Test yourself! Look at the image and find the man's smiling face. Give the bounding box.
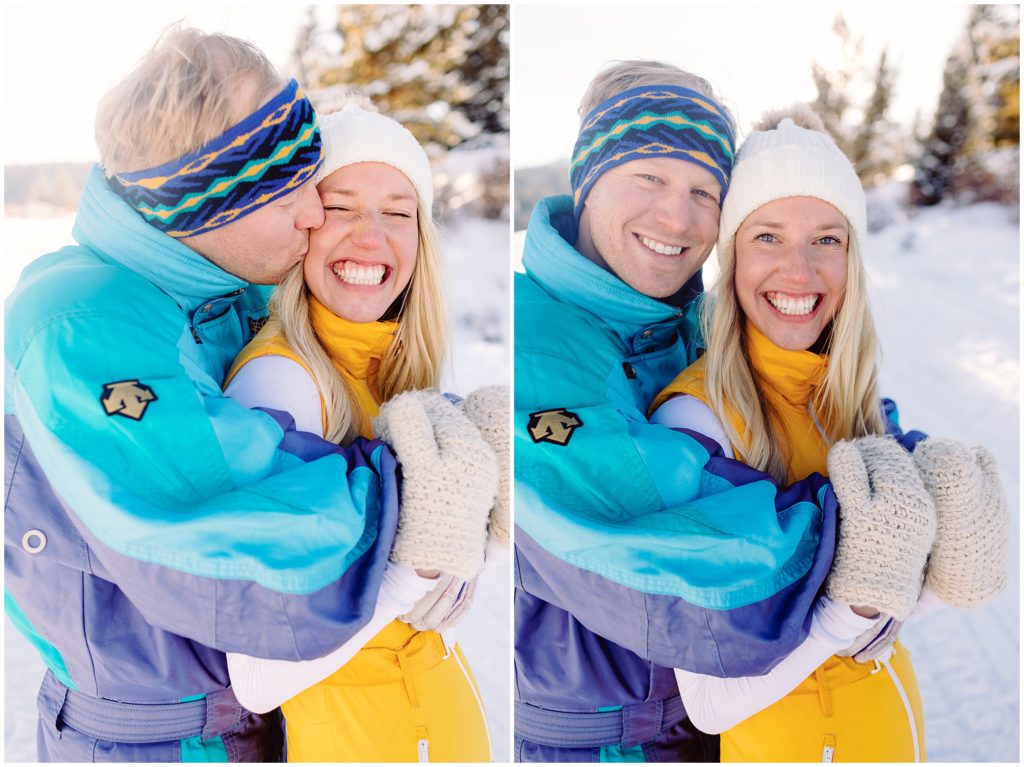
[575,156,722,303]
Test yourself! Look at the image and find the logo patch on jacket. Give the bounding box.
[528,409,583,446]
[248,315,269,338]
[100,380,158,421]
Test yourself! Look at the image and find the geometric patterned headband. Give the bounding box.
[108,79,323,238]
[570,85,736,220]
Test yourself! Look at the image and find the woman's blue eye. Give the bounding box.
[818,235,842,245]
[756,232,776,243]
[693,188,713,200]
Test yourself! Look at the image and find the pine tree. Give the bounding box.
[849,48,903,187]
[910,51,971,205]
[810,13,862,156]
[302,5,509,150]
[963,5,1019,152]
[912,5,1019,205]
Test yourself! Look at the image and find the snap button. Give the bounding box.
[22,529,47,554]
[642,329,653,338]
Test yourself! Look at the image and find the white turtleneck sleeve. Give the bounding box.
[225,354,322,434]
[650,394,733,457]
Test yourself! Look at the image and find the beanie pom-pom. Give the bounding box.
[752,104,828,135]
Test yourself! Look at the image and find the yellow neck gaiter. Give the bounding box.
[307,296,399,436]
[744,321,830,483]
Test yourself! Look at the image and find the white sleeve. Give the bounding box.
[911,581,947,617]
[224,354,323,435]
[650,394,734,458]
[674,597,878,734]
[227,563,436,713]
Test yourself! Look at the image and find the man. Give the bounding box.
[5,27,494,762]
[513,60,929,761]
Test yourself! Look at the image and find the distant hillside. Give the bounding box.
[514,160,569,231]
[5,163,92,215]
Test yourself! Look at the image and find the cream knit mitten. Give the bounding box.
[460,385,510,547]
[914,438,1009,608]
[374,390,497,580]
[825,436,937,620]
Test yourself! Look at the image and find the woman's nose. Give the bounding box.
[779,243,813,282]
[352,213,386,248]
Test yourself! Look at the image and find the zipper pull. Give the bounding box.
[822,734,836,762]
[417,725,429,762]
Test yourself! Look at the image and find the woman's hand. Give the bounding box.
[824,435,937,620]
[374,389,497,580]
[400,574,479,633]
[914,438,1009,607]
[460,385,510,547]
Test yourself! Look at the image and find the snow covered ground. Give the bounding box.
[3,210,511,762]
[513,187,1020,763]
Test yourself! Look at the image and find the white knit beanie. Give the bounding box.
[312,104,434,211]
[718,113,866,265]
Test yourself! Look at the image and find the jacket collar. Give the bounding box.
[521,195,701,352]
[72,165,248,314]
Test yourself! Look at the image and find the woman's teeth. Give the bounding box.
[332,262,386,286]
[639,235,683,255]
[766,293,819,316]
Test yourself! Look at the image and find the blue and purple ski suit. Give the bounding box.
[5,166,401,761]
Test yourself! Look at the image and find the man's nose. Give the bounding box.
[295,182,325,230]
[653,190,695,235]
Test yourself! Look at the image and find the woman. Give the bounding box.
[222,104,504,762]
[650,108,1007,762]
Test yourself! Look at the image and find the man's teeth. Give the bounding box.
[767,293,819,316]
[332,263,386,286]
[640,236,683,255]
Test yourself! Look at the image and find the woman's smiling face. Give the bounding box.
[734,196,849,351]
[304,162,419,323]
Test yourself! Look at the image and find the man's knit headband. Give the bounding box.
[108,79,323,239]
[570,85,736,220]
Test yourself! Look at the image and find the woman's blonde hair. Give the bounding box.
[266,196,448,444]
[701,216,885,484]
[96,24,283,176]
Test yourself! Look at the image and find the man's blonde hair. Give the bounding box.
[96,24,284,176]
[578,59,736,133]
[267,196,449,444]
